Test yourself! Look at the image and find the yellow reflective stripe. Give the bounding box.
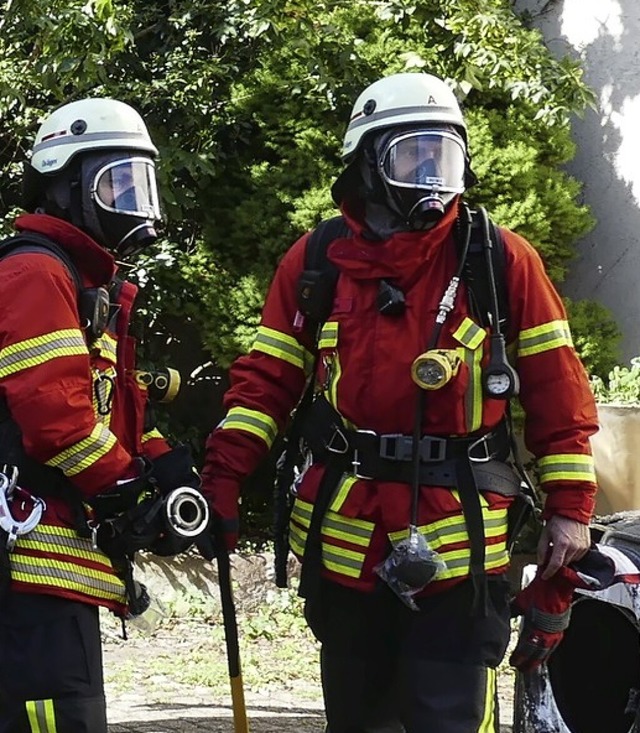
[26,699,57,733]
[324,353,343,412]
[456,344,483,433]
[389,507,506,544]
[93,333,117,364]
[222,406,278,447]
[318,321,338,349]
[538,453,596,483]
[322,543,366,578]
[11,555,126,601]
[453,317,486,350]
[0,329,87,378]
[322,510,374,548]
[289,522,306,556]
[252,326,312,370]
[329,474,358,513]
[45,423,116,476]
[479,667,496,732]
[16,525,114,564]
[141,428,164,443]
[290,497,313,528]
[517,319,573,358]
[436,541,509,580]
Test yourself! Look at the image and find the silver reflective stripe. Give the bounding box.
[33,130,149,155]
[348,105,455,131]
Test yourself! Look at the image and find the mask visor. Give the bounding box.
[92,157,161,220]
[380,131,466,194]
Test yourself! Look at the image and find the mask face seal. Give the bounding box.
[377,129,466,229]
[80,153,161,256]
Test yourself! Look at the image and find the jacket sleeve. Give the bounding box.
[504,229,599,524]
[202,234,314,492]
[0,253,135,498]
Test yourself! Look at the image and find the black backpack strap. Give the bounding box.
[462,209,508,334]
[296,216,351,330]
[0,233,82,293]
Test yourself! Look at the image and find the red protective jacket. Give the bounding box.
[203,200,599,593]
[0,213,171,613]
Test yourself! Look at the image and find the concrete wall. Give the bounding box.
[514,0,640,361]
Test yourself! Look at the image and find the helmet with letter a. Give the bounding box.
[23,97,161,257]
[339,72,475,230]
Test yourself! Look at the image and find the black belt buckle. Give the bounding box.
[419,436,447,462]
[379,433,413,462]
[353,430,376,480]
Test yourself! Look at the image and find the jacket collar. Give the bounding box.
[14,213,117,286]
[328,198,461,283]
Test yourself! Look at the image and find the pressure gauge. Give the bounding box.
[484,371,514,397]
[482,335,520,400]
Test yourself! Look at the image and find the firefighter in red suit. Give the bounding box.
[0,98,206,732]
[202,72,599,732]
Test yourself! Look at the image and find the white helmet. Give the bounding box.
[24,98,161,256]
[341,73,466,162]
[29,98,158,174]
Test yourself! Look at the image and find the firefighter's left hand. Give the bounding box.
[537,514,591,580]
[510,547,615,673]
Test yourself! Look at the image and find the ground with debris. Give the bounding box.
[103,552,518,732]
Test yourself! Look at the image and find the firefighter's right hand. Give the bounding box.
[198,472,240,558]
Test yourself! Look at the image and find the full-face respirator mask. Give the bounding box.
[374,127,467,230]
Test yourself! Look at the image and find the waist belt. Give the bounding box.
[303,396,515,491]
[347,427,509,482]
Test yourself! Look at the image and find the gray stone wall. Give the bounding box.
[515,0,640,361]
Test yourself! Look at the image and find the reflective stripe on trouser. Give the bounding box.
[315,576,511,733]
[0,593,107,733]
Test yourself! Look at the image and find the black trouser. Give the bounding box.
[0,592,107,733]
[309,576,512,733]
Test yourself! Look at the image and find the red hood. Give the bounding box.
[14,213,117,286]
[328,198,460,286]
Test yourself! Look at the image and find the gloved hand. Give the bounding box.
[509,546,616,673]
[197,473,240,559]
[90,457,155,523]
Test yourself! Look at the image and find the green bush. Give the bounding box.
[591,357,640,405]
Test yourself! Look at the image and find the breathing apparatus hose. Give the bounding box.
[216,535,250,733]
[409,206,472,526]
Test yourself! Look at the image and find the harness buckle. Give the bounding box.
[379,434,413,461]
[353,430,376,480]
[467,433,495,463]
[419,436,447,462]
[325,426,349,455]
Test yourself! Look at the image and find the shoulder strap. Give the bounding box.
[296,216,351,330]
[462,209,508,333]
[0,233,82,293]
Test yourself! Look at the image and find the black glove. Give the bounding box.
[90,457,154,523]
[195,518,218,561]
[89,466,165,559]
